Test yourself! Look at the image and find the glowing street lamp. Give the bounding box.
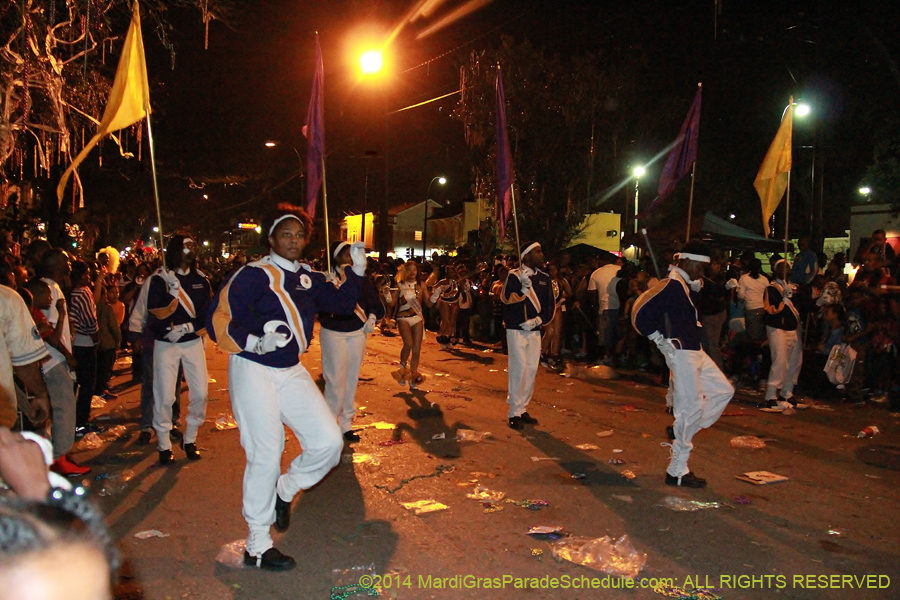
[423,176,447,259]
[632,166,646,234]
[360,50,383,75]
[859,187,871,196]
[794,103,811,117]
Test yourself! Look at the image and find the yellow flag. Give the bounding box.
[754,99,793,236]
[57,0,150,205]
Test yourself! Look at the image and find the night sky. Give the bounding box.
[84,0,900,249]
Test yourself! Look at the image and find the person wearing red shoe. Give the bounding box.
[208,204,366,571]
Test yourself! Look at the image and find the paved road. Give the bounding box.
[83,329,899,600]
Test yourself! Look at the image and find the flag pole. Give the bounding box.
[145,115,165,252]
[685,162,696,243]
[783,170,790,280]
[321,156,331,273]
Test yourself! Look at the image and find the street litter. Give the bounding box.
[736,471,789,485]
[91,396,107,408]
[527,526,565,540]
[531,456,561,462]
[352,454,379,465]
[74,432,103,451]
[400,500,449,515]
[431,433,446,440]
[551,535,646,578]
[331,564,379,600]
[531,548,544,557]
[466,485,505,502]
[730,435,767,449]
[733,495,752,505]
[378,439,404,446]
[470,471,496,479]
[827,529,843,536]
[208,378,217,383]
[101,424,129,441]
[621,470,636,480]
[215,539,247,568]
[375,464,453,494]
[575,443,600,450]
[505,498,550,511]
[857,425,880,438]
[572,473,587,479]
[611,494,633,503]
[654,585,723,600]
[484,504,504,513]
[97,469,135,496]
[367,422,397,430]
[134,529,169,539]
[608,458,625,465]
[215,414,238,430]
[596,430,614,438]
[612,448,623,453]
[657,496,722,512]
[456,429,492,442]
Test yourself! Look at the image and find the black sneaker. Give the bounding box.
[665,471,707,488]
[182,442,201,460]
[666,425,675,441]
[137,430,152,445]
[766,399,780,409]
[274,495,292,533]
[520,412,538,425]
[343,431,361,443]
[169,427,183,443]
[243,547,296,571]
[158,449,174,466]
[508,416,524,430]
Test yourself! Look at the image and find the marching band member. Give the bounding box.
[146,234,211,465]
[429,263,460,349]
[763,260,804,410]
[502,242,554,430]
[391,261,428,389]
[632,241,733,488]
[208,204,366,571]
[319,241,385,442]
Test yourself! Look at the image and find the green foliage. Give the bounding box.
[453,37,625,255]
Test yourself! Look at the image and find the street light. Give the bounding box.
[423,176,447,259]
[795,103,811,117]
[632,166,645,235]
[859,187,871,196]
[360,50,383,75]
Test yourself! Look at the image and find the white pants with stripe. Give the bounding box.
[152,338,208,451]
[765,326,803,400]
[506,328,542,418]
[320,327,367,433]
[229,355,343,557]
[666,349,734,477]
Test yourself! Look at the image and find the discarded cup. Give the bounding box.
[857,425,880,438]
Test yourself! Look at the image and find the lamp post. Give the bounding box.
[632,166,645,235]
[358,48,392,258]
[423,176,446,259]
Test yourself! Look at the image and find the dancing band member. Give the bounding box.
[319,241,385,442]
[502,242,554,430]
[208,205,366,571]
[146,234,211,465]
[632,241,733,488]
[430,263,460,349]
[764,260,803,410]
[391,261,428,389]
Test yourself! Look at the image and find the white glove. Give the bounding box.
[649,331,677,361]
[350,242,367,276]
[324,271,338,285]
[519,273,532,289]
[254,331,288,354]
[521,316,542,331]
[363,314,377,334]
[164,322,194,342]
[725,278,738,290]
[429,285,445,304]
[162,270,180,296]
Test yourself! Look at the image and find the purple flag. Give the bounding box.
[494,67,514,242]
[302,34,325,219]
[639,86,702,218]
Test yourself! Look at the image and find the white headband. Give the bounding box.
[676,252,710,263]
[333,241,350,259]
[268,214,303,237]
[774,259,790,269]
[520,242,541,260]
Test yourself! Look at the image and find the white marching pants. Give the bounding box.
[229,355,342,557]
[666,349,734,477]
[765,326,802,401]
[152,338,208,451]
[506,328,542,418]
[320,327,367,433]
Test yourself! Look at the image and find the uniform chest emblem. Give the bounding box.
[299,274,312,289]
